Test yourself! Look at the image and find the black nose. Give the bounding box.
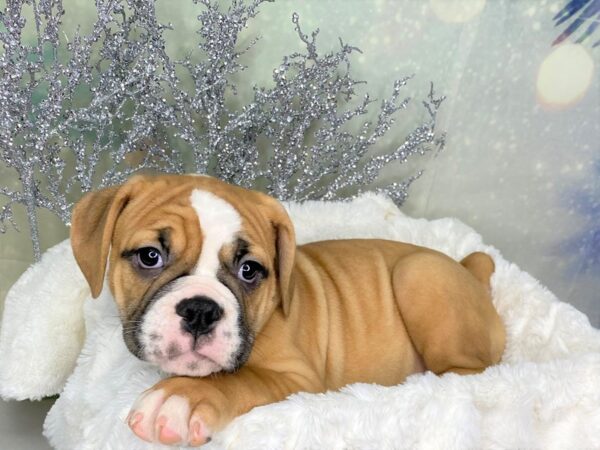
[175,296,223,337]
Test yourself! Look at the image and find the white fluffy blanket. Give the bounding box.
[1,194,600,449]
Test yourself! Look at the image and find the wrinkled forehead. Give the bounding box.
[188,187,276,271]
[112,178,274,267]
[189,189,241,276]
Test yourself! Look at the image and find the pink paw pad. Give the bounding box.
[128,412,152,442]
[189,420,210,446]
[156,415,183,444]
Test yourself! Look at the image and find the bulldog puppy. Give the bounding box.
[70,174,505,446]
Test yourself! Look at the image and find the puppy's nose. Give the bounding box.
[175,296,223,337]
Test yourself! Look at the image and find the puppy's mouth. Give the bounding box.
[145,334,226,376]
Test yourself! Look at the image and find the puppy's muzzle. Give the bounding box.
[176,296,224,338]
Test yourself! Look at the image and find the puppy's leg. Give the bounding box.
[392,251,505,375]
[127,367,322,446]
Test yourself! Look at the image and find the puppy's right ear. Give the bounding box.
[70,184,132,298]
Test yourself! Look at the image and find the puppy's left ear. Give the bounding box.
[274,213,296,316]
[259,195,296,316]
[70,183,134,298]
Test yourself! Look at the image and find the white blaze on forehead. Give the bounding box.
[190,189,241,277]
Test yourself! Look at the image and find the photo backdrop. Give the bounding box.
[0,0,598,325]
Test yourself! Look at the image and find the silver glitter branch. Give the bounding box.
[0,0,445,260]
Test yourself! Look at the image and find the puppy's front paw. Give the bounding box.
[126,380,222,446]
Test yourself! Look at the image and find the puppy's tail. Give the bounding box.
[460,252,495,289]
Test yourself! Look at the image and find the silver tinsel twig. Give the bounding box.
[0,0,445,260]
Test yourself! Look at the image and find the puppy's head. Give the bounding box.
[70,174,295,376]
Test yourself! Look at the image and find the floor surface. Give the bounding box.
[0,398,54,449]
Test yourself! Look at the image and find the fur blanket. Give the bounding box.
[1,194,599,449]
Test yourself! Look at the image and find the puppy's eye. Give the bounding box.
[237,261,263,283]
[136,247,164,269]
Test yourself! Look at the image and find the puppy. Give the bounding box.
[70,174,505,446]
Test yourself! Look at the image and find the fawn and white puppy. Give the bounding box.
[70,174,505,446]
